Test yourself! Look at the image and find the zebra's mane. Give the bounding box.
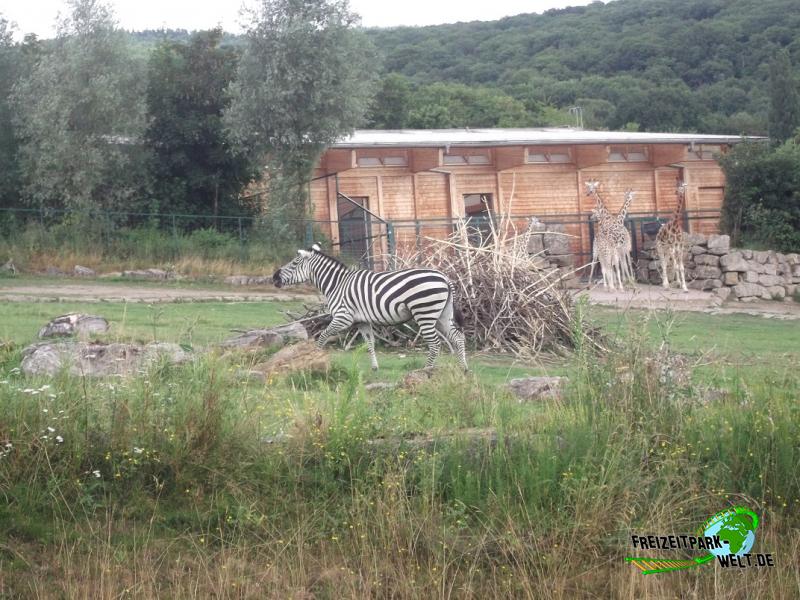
[311,248,352,272]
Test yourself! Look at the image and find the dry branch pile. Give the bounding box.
[392,215,594,357]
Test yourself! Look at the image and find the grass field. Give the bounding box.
[0,292,798,598]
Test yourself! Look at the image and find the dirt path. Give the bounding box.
[575,284,800,320]
[0,281,319,304]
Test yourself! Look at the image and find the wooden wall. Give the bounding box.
[306,143,728,260]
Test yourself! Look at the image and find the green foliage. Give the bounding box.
[768,49,800,143]
[224,0,379,217]
[718,140,800,251]
[144,29,260,218]
[11,0,149,213]
[365,0,800,133]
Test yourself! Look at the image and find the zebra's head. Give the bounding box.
[272,243,322,288]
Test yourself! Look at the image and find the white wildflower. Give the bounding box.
[47,426,55,433]
[133,447,143,455]
[55,436,64,443]
[92,470,101,478]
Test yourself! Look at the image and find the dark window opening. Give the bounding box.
[463,193,493,246]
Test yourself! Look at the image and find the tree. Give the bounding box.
[12,0,148,214]
[0,15,22,208]
[224,0,378,224]
[767,49,800,143]
[145,29,261,220]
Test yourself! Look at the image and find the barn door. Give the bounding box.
[337,195,371,265]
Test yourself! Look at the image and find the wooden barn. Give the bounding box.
[307,128,747,266]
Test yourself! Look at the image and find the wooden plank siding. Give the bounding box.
[303,143,729,261]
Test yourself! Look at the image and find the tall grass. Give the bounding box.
[0,318,798,598]
[0,219,299,277]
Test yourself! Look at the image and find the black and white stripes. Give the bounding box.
[273,244,468,372]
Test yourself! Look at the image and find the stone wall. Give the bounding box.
[637,233,800,302]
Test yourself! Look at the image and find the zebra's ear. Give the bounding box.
[311,243,322,252]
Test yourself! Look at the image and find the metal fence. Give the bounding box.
[0,205,722,274]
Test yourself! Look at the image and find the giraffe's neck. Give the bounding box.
[670,185,686,227]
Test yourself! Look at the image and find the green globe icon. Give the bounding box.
[703,508,758,558]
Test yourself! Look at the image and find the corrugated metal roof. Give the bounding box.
[330,128,758,148]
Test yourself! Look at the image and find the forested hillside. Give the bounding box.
[364,0,800,133]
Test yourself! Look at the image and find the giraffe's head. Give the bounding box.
[585,180,600,196]
[677,181,687,196]
[272,243,322,288]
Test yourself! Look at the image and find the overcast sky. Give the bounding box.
[2,0,602,39]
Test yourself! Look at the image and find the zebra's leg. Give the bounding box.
[356,323,379,370]
[436,312,468,373]
[316,312,354,349]
[416,319,442,369]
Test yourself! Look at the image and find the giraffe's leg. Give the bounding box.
[657,246,670,289]
[356,323,379,370]
[675,247,688,292]
[317,312,354,349]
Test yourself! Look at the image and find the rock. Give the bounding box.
[787,253,800,265]
[747,261,765,274]
[224,275,251,286]
[741,249,753,259]
[763,263,777,276]
[733,283,765,298]
[693,265,722,279]
[767,286,786,300]
[690,245,707,255]
[364,382,397,392]
[688,279,713,291]
[45,266,67,276]
[38,313,109,339]
[400,368,435,391]
[753,251,770,264]
[685,233,707,246]
[713,287,732,302]
[792,265,800,277]
[694,254,720,267]
[743,271,760,283]
[74,265,96,277]
[21,341,190,377]
[249,341,329,379]
[642,240,657,251]
[122,268,170,280]
[785,284,797,298]
[740,296,759,303]
[777,253,787,264]
[219,322,309,349]
[719,252,748,272]
[542,224,571,255]
[506,376,567,402]
[548,254,574,268]
[723,271,739,286]
[707,279,723,289]
[706,234,730,255]
[758,274,783,287]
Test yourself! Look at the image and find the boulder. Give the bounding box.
[45,266,67,276]
[685,233,707,246]
[21,341,190,377]
[690,245,707,255]
[688,279,714,291]
[706,234,730,255]
[38,313,109,339]
[741,249,753,260]
[753,251,770,264]
[542,224,571,255]
[694,254,720,267]
[758,274,783,287]
[693,265,722,279]
[767,286,786,300]
[713,287,732,302]
[506,376,567,402]
[219,322,309,349]
[787,254,800,266]
[743,271,760,283]
[401,368,435,391]
[792,265,800,277]
[747,261,765,274]
[548,254,575,268]
[733,283,765,298]
[763,263,777,276]
[247,341,330,380]
[719,252,748,272]
[74,265,96,277]
[723,271,739,286]
[122,268,170,280]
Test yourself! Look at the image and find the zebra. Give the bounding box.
[272,244,468,372]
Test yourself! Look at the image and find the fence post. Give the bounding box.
[415,220,421,252]
[387,222,396,270]
[171,215,177,239]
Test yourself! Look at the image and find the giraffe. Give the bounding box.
[655,181,689,292]
[586,181,634,290]
[586,181,625,290]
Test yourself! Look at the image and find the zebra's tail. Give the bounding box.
[449,281,465,329]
